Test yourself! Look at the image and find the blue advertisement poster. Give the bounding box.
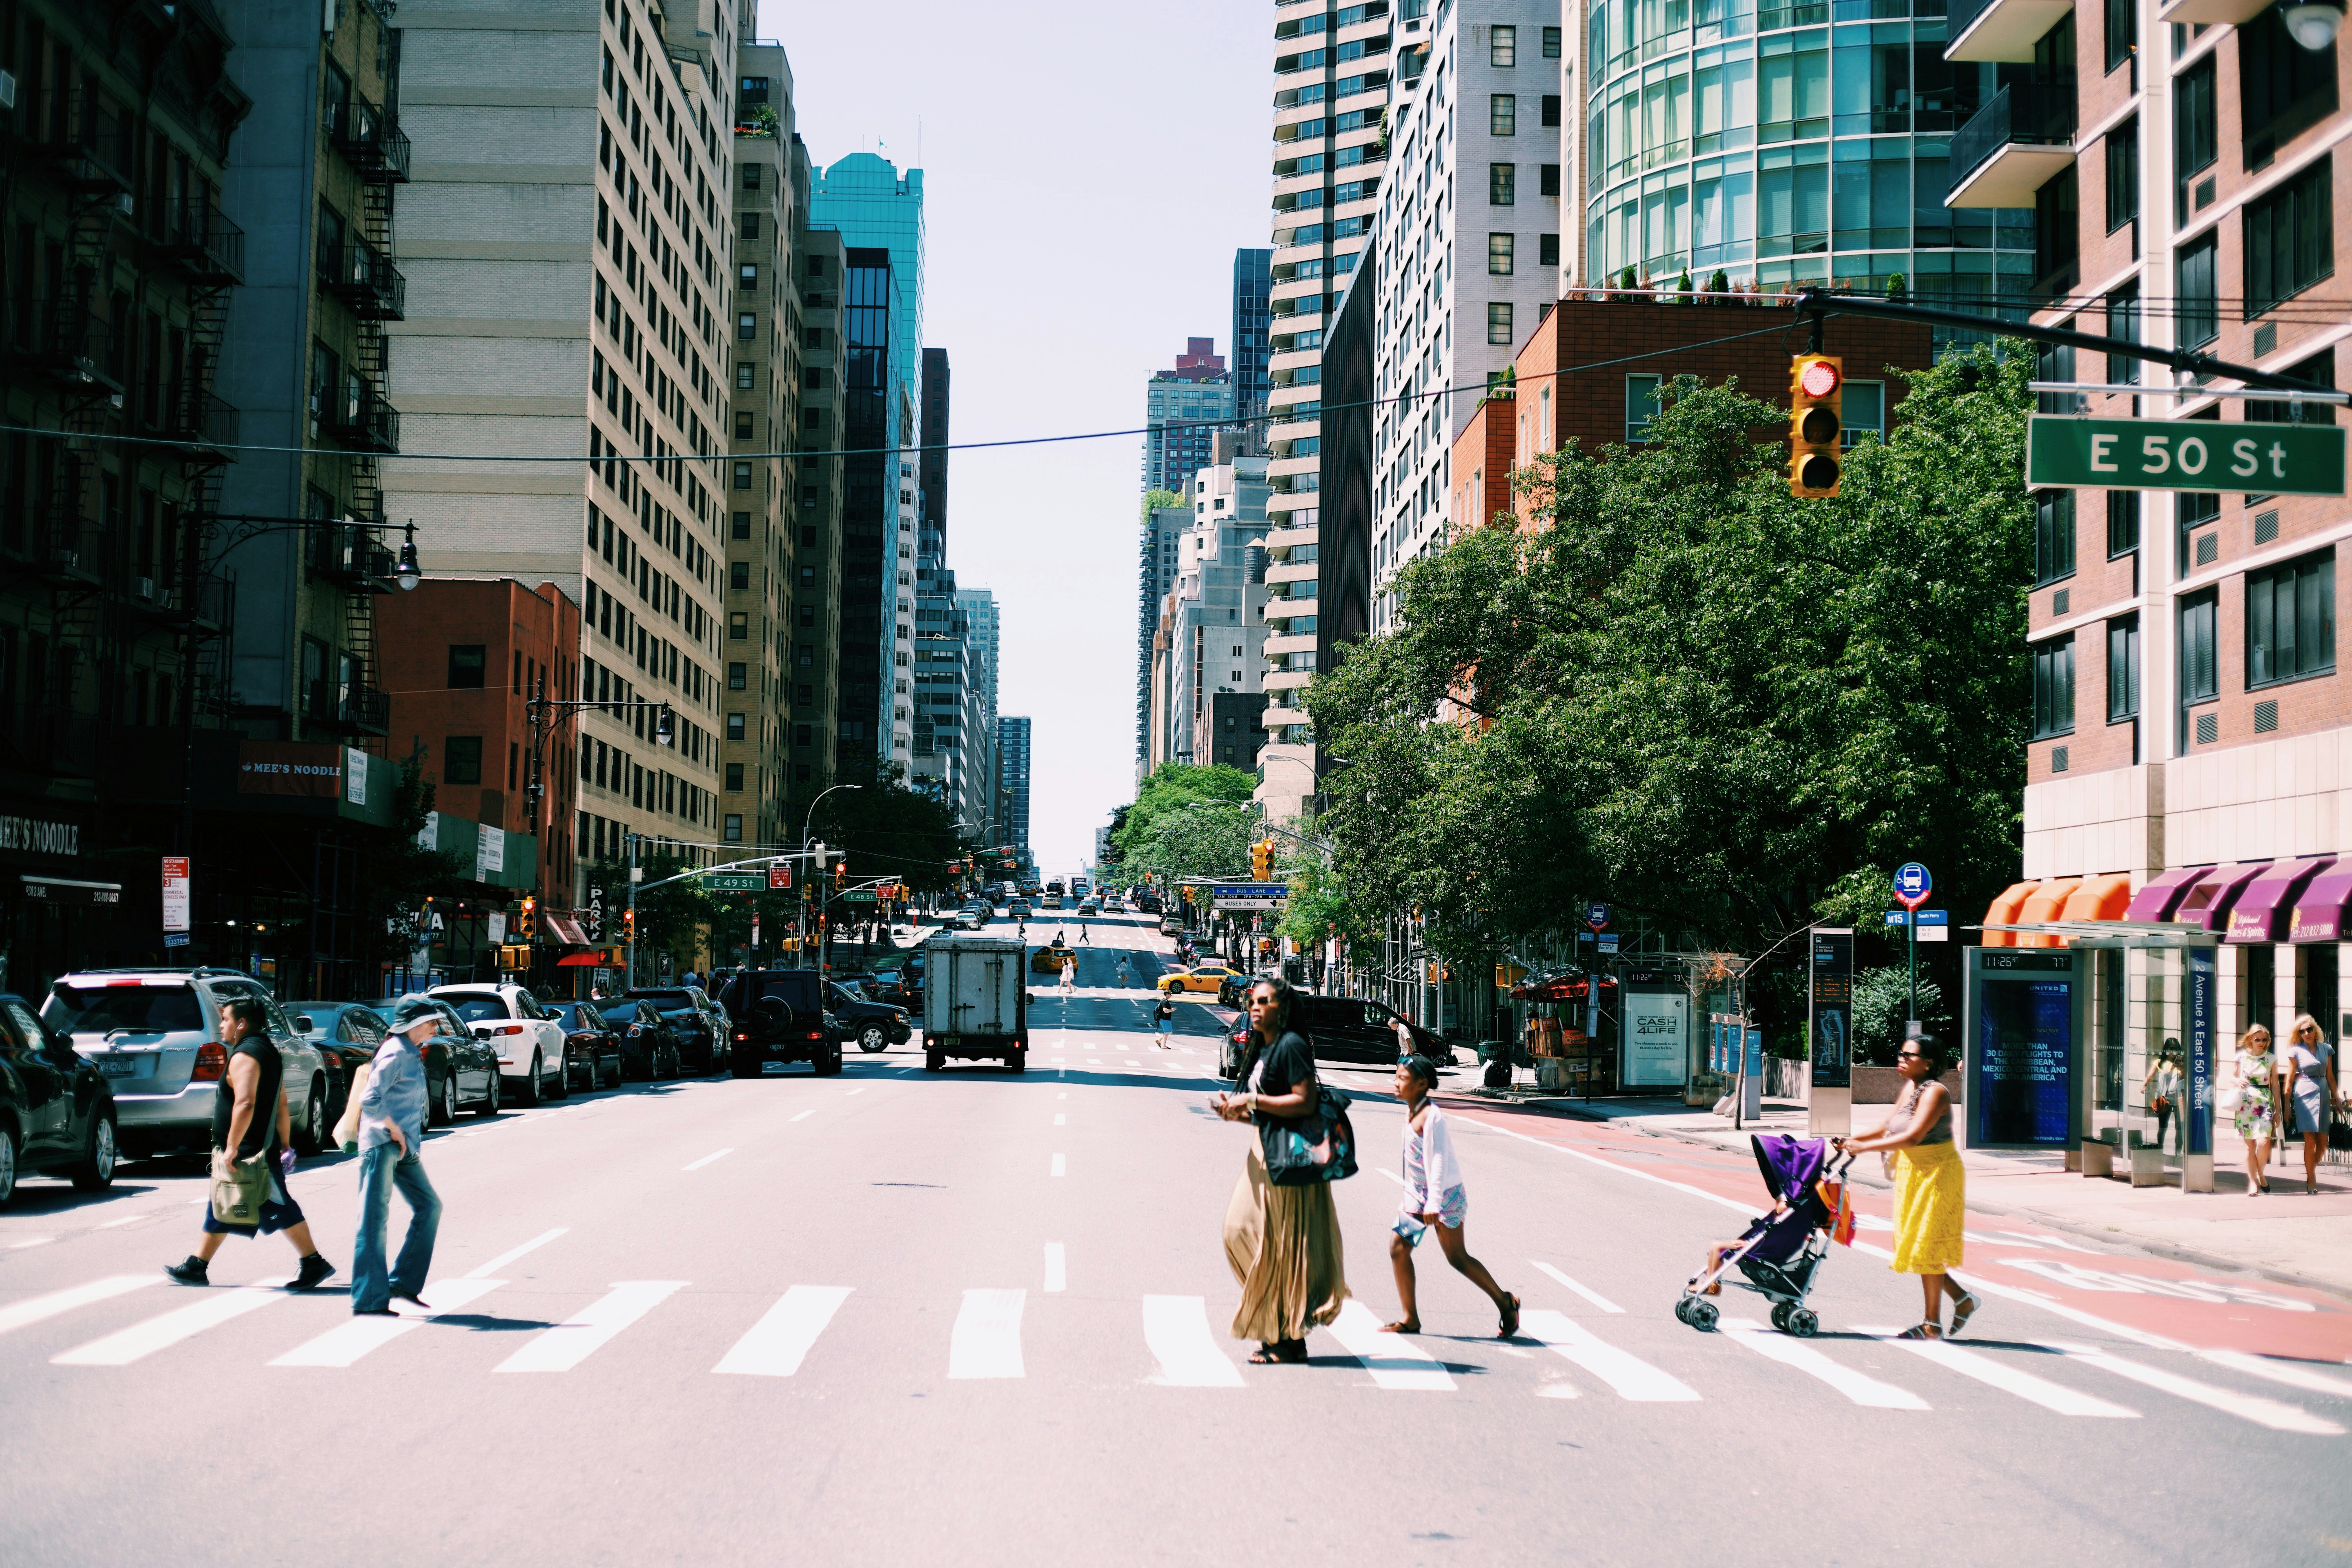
[1972,953,2075,1148]
[2186,947,2216,1157]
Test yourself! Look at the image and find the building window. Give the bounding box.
[1489,163,1515,205]
[734,410,754,439]
[444,735,484,785]
[728,663,748,690]
[2180,587,2219,707]
[724,813,743,843]
[2107,615,2141,722]
[2176,232,2218,349]
[733,461,752,490]
[1487,301,1515,345]
[2107,491,2141,557]
[740,263,759,289]
[2033,491,2076,586]
[1490,94,1517,135]
[2105,118,2139,236]
[2034,167,2080,290]
[737,312,757,341]
[733,511,753,540]
[740,212,760,240]
[725,762,744,791]
[728,612,748,641]
[2243,156,2332,317]
[1541,94,1562,127]
[447,644,486,689]
[2245,348,2337,424]
[1842,381,1885,444]
[2246,548,2335,686]
[736,363,756,390]
[2106,282,2142,385]
[1488,233,1515,274]
[742,164,762,190]
[1626,374,1662,441]
[727,713,746,740]
[1539,163,1561,198]
[2031,635,2075,739]
[730,560,751,590]
[1490,24,1517,65]
[1542,24,1562,57]
[2174,55,2216,224]
[2240,7,2340,168]
[2105,0,2135,74]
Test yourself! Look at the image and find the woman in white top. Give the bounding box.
[2143,1043,2185,1155]
[1381,1055,1520,1339]
[2279,1013,2345,1196]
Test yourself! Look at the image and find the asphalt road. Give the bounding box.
[3,908,2348,1568]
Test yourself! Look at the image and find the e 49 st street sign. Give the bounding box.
[2027,416,2346,496]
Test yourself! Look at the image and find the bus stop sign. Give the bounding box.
[1893,862,1932,911]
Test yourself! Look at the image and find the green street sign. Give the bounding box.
[838,887,878,903]
[705,873,764,891]
[2027,417,2346,495]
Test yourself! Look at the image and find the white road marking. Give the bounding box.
[1051,1154,1066,1177]
[682,1147,734,1171]
[1720,1318,1929,1408]
[53,1282,290,1365]
[0,1275,156,1337]
[1377,1167,1403,1184]
[6,1236,56,1249]
[271,1278,507,1367]
[713,1285,853,1377]
[2196,1349,2352,1399]
[1125,1060,1140,1067]
[1859,1327,2138,1417]
[95,1214,149,1230]
[1057,1092,1067,1100]
[1519,1309,1698,1401]
[1143,1295,1246,1387]
[845,1087,866,1096]
[1322,1300,1455,1390]
[496,1281,686,1373]
[466,1227,568,1280]
[2050,1341,2345,1434]
[1043,1243,1067,1293]
[789,1109,815,1123]
[949,1288,1026,1379]
[1531,1260,1625,1314]
[1053,1113,1066,1126]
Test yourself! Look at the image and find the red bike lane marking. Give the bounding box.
[1450,1104,2352,1363]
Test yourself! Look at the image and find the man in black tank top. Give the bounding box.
[166,999,335,1290]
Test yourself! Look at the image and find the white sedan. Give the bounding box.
[428,983,569,1105]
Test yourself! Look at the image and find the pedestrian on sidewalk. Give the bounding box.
[166,1001,335,1291]
[1382,1055,1519,1339]
[1212,976,1348,1364]
[2280,1014,2343,1196]
[2144,1043,2184,1154]
[2231,1025,2278,1196]
[1153,995,1175,1049]
[1835,1035,1978,1340]
[1393,1013,1415,1064]
[350,999,445,1317]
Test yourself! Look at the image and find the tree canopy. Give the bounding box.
[1107,762,1260,882]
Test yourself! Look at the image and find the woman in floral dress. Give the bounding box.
[2234,1025,2278,1196]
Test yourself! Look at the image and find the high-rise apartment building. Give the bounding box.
[956,584,1000,814]
[384,0,739,885]
[1143,337,1235,494]
[920,346,949,562]
[1135,497,1191,766]
[787,213,848,803]
[810,154,924,768]
[1368,4,1563,632]
[1148,446,1271,768]
[996,715,1033,861]
[1232,248,1274,423]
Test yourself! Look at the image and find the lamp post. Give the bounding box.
[798,783,861,970]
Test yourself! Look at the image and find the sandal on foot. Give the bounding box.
[1248,1344,1285,1363]
[1497,1293,1522,1339]
[1379,1319,1420,1334]
[1947,1292,1981,1336]
[1894,1322,1942,1340]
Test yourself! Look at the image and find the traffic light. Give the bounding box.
[621,908,635,938]
[517,896,536,939]
[834,858,847,890]
[1251,838,1275,881]
[1787,354,1843,498]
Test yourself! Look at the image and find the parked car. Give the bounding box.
[867,969,909,1006]
[550,1002,624,1090]
[41,968,332,1157]
[595,1000,682,1080]
[429,982,568,1104]
[0,992,118,1203]
[1215,992,1453,1076]
[826,982,912,1054]
[1157,963,1243,996]
[1157,915,1185,938]
[624,987,730,1074]
[383,995,505,1123]
[288,1002,390,1134]
[719,969,842,1077]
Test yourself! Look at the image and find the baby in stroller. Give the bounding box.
[1675,1134,1853,1337]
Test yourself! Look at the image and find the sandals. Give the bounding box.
[1378,1319,1421,1335]
[1895,1322,1943,1340]
[1247,1338,1309,1364]
[1947,1291,1981,1337]
[1497,1293,1521,1339]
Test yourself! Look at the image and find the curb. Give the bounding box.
[1432,1091,2352,1307]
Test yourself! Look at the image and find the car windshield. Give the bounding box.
[598,1004,646,1026]
[437,993,511,1023]
[630,990,693,1007]
[44,983,206,1035]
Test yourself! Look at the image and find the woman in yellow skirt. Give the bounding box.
[1838,1035,1980,1340]
[1212,975,1348,1363]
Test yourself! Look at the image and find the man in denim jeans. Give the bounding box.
[351,998,443,1316]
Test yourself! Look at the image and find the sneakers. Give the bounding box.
[290,1253,338,1292]
[352,1307,397,1317]
[165,1256,209,1286]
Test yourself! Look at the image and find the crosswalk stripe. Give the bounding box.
[495,1281,686,1373]
[1719,1318,1929,1409]
[713,1285,852,1376]
[949,1288,1026,1379]
[0,1275,156,1339]
[2050,1343,2345,1435]
[2196,1349,2352,1399]
[1530,1261,1624,1314]
[270,1278,508,1368]
[53,1283,288,1366]
[1143,1295,1245,1386]
[466,1227,567,1279]
[1519,1309,1699,1401]
[1043,1244,1067,1293]
[1323,1300,1455,1390]
[682,1148,733,1171]
[1862,1327,2138,1418]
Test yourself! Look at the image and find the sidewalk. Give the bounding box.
[1432,1085,2352,1302]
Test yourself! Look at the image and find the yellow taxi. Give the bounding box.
[1156,963,1241,995]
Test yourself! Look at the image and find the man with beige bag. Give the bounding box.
[165,1000,336,1290]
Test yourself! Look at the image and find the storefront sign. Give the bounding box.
[237,743,344,797]
[22,876,120,906]
[0,813,80,857]
[2186,946,2216,1158]
[1969,949,2075,1149]
[162,857,192,933]
[1809,927,1853,1089]
[474,829,505,882]
[1619,991,1687,1087]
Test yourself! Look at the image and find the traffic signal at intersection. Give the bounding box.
[1787,354,1844,499]
[1251,838,1276,881]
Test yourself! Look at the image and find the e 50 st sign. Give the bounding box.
[2027,417,2345,496]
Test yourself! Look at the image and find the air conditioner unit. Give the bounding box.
[136,577,156,601]
[0,71,16,110]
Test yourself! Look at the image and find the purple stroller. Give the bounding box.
[1674,1134,1853,1338]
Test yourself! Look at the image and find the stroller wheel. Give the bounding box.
[1686,1298,1719,1332]
[1673,1298,1695,1327]
[1785,1308,1820,1339]
[1769,1303,1791,1333]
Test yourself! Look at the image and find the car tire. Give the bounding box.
[813,1046,842,1078]
[605,1056,624,1089]
[1007,1050,1025,1074]
[548,1051,569,1100]
[733,1058,760,1079]
[474,1071,501,1118]
[68,1114,117,1192]
[924,1049,944,1072]
[433,1071,457,1127]
[294,1080,326,1156]
[0,1125,14,1207]
[520,1053,544,1106]
[858,1025,887,1054]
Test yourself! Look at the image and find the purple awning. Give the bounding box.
[2123,864,2215,922]
[2227,858,2336,943]
[2291,868,2352,943]
[2174,863,2270,933]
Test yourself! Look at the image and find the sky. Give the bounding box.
[756,0,1272,880]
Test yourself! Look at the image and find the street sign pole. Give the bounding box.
[1893,862,1932,1030]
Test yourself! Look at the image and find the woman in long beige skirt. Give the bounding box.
[1214,975,1348,1363]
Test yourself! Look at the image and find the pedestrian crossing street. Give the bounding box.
[6,1257,2348,1434]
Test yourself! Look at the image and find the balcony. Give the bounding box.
[320,388,400,453]
[310,525,395,587]
[151,199,245,284]
[1,706,103,779]
[2154,0,2273,24]
[164,393,241,462]
[327,96,412,183]
[1945,84,2076,209]
[127,567,231,630]
[29,88,131,194]
[306,678,391,737]
[322,239,407,320]
[5,299,121,393]
[1944,0,2076,61]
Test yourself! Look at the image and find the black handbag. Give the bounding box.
[1261,1083,1358,1186]
[2330,1110,2352,1153]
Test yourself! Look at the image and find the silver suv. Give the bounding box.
[41,969,331,1158]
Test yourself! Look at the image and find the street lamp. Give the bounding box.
[394,521,422,591]
[799,783,862,970]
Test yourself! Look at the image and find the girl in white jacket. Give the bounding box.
[1383,1055,1521,1338]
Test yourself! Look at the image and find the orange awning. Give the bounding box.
[2059,873,2134,925]
[2014,877,2084,947]
[1980,880,2039,948]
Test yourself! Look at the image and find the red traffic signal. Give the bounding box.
[1787,353,1844,499]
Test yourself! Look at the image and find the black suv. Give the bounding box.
[624,986,730,1074]
[720,969,842,1078]
[827,982,911,1054]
